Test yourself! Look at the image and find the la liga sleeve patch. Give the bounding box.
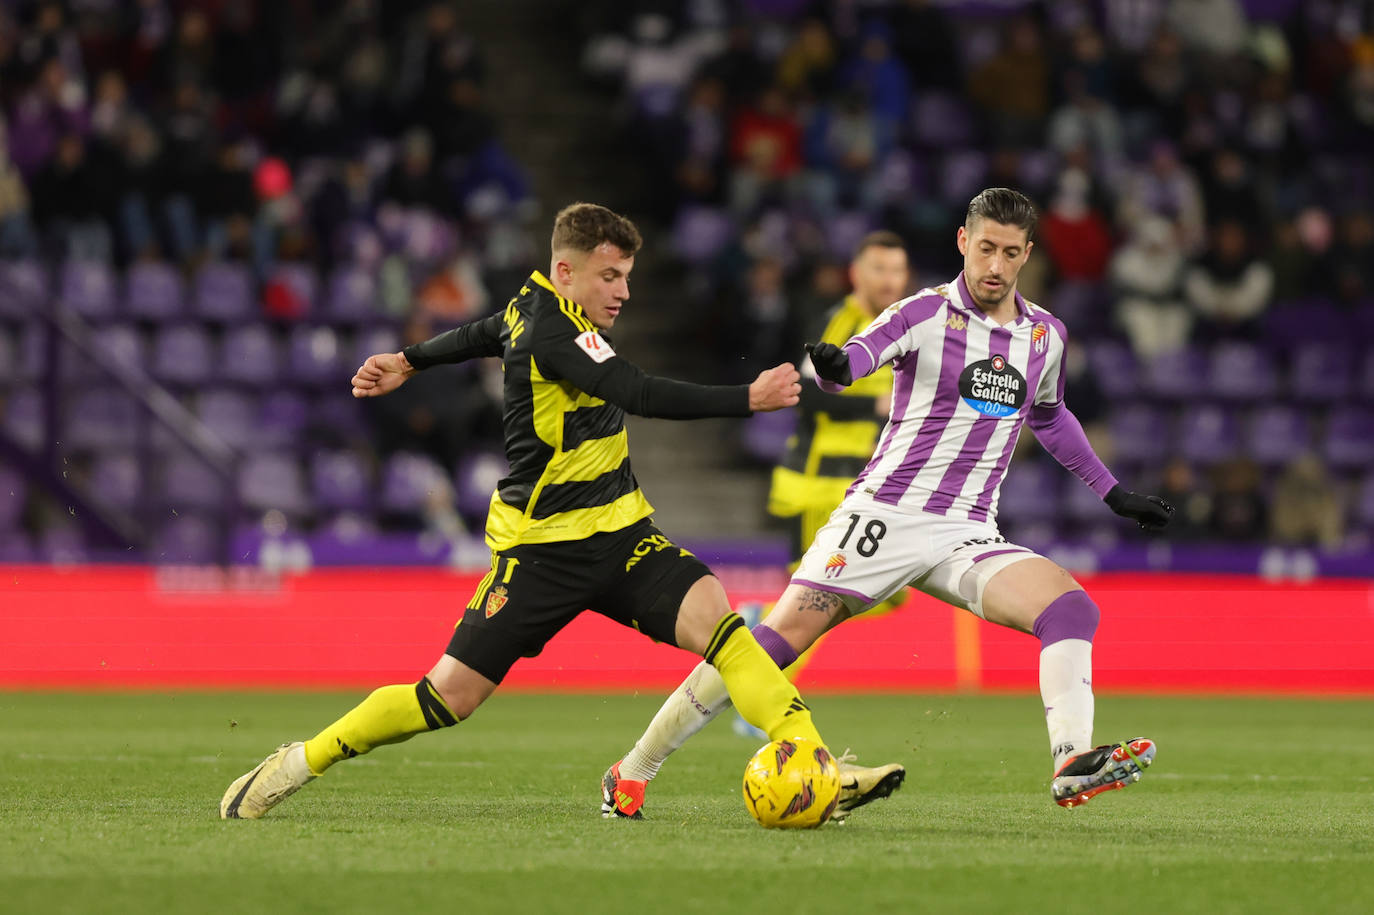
[575,330,616,363]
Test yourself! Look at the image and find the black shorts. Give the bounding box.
[446,519,713,684]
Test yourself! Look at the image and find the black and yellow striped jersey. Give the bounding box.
[768,295,894,518]
[403,270,752,551]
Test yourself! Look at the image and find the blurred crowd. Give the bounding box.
[0,0,533,277]
[2,0,1372,560]
[576,0,1374,550]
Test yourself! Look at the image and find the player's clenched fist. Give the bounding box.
[351,351,416,398]
[748,363,802,412]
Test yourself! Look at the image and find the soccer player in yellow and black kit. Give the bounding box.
[769,231,910,571]
[220,203,893,823]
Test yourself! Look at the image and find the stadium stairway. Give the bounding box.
[463,3,772,537]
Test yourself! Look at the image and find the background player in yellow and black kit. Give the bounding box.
[731,232,911,716]
[221,203,887,822]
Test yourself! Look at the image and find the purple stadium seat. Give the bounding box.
[996,459,1062,525]
[161,452,229,511]
[152,324,216,386]
[38,525,88,563]
[1245,405,1312,467]
[1322,407,1374,470]
[1086,340,1140,399]
[380,451,448,514]
[0,462,26,527]
[1175,404,1240,464]
[825,211,875,261]
[197,389,259,446]
[220,324,281,388]
[911,92,976,149]
[65,323,144,383]
[64,386,140,449]
[310,394,370,444]
[89,452,142,511]
[1289,342,1354,403]
[193,262,254,322]
[323,266,381,324]
[2,387,44,449]
[1060,474,1110,523]
[238,452,310,516]
[939,149,989,207]
[58,260,117,320]
[258,391,308,448]
[152,514,220,564]
[288,325,346,388]
[1207,341,1278,401]
[1142,347,1207,401]
[454,449,506,520]
[353,327,401,370]
[123,261,185,321]
[1045,282,1105,334]
[671,205,735,265]
[742,409,796,464]
[1107,404,1171,464]
[311,449,374,512]
[0,259,48,318]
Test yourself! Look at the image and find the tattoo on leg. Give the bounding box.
[797,587,841,615]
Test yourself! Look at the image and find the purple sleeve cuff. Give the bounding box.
[1028,402,1118,498]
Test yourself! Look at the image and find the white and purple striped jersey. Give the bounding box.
[823,272,1117,523]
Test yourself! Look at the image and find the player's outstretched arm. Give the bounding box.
[1104,484,1174,531]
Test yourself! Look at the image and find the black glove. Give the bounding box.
[1104,484,1174,531]
[804,342,853,386]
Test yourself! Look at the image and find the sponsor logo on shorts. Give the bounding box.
[824,552,847,578]
[1032,321,1048,354]
[625,533,687,571]
[485,585,508,618]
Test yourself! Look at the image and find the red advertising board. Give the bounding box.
[2,566,1371,693]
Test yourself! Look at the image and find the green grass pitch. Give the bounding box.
[2,691,1370,914]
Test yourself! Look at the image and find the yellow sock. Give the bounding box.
[303,678,458,775]
[704,614,823,746]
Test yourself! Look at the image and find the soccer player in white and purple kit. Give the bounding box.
[602,189,1174,816]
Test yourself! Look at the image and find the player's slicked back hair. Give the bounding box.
[551,203,642,257]
[965,188,1038,241]
[852,230,906,259]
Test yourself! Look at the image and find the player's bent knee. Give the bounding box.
[672,574,731,655]
[426,655,498,720]
[1031,590,1100,646]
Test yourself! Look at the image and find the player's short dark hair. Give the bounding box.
[965,188,1038,241]
[551,203,642,257]
[852,230,906,260]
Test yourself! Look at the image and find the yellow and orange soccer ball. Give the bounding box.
[741,738,841,829]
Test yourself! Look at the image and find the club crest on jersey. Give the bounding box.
[575,330,615,363]
[945,312,967,331]
[958,355,1028,418]
[485,585,508,618]
[1032,322,1048,354]
[824,552,847,578]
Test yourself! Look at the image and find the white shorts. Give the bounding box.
[790,491,1041,619]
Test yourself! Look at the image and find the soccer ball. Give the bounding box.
[741,738,841,829]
